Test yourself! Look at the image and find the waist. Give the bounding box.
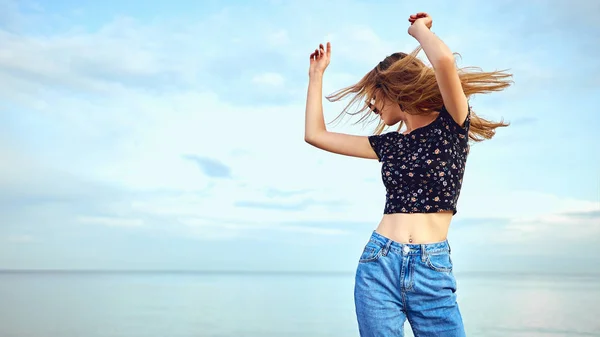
[375,212,452,244]
[366,230,451,256]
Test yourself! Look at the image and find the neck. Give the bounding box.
[403,112,439,133]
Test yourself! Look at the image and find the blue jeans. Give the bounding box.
[354,231,466,337]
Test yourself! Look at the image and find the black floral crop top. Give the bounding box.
[368,106,471,215]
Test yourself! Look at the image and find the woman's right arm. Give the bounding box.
[304,43,378,160]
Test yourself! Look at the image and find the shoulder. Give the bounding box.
[368,131,399,161]
[368,131,399,147]
[439,105,471,134]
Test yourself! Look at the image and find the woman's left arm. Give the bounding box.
[408,13,469,126]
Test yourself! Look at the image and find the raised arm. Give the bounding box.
[408,13,469,126]
[304,42,378,160]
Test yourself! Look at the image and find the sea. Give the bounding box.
[0,270,599,337]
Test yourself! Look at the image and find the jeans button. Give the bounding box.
[403,246,410,254]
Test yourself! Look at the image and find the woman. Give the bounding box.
[304,12,512,337]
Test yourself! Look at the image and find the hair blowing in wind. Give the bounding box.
[326,47,513,142]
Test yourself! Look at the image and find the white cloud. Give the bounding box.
[267,29,290,46]
[501,210,600,242]
[457,188,599,220]
[181,217,349,241]
[77,216,144,228]
[6,235,37,243]
[252,72,285,86]
[324,25,415,67]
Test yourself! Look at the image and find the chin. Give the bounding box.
[383,118,401,126]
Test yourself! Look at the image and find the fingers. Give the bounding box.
[408,12,430,25]
[312,47,320,59]
[309,42,331,60]
[409,12,428,19]
[312,46,321,60]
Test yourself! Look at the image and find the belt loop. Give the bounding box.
[420,244,427,262]
[382,239,392,256]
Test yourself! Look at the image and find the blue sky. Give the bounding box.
[1,0,599,273]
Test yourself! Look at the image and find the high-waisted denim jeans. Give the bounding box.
[354,231,466,337]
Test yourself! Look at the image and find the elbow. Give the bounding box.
[304,134,316,145]
[304,130,324,146]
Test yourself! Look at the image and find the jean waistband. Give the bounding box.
[368,230,450,256]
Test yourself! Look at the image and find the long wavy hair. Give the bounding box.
[326,47,513,142]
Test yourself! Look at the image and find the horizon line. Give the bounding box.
[0,269,598,277]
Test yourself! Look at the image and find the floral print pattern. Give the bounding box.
[368,106,471,215]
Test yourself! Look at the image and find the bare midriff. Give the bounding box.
[374,211,453,244]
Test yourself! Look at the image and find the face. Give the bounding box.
[368,96,404,126]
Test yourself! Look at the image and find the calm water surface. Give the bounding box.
[0,271,599,337]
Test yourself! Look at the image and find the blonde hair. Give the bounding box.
[326,47,513,142]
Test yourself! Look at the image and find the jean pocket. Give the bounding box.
[425,251,453,272]
[358,240,384,263]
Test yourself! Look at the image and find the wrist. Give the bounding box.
[409,23,432,39]
[309,71,324,80]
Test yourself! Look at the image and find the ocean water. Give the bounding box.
[0,271,599,337]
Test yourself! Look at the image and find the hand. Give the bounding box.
[408,12,432,37]
[309,42,331,77]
